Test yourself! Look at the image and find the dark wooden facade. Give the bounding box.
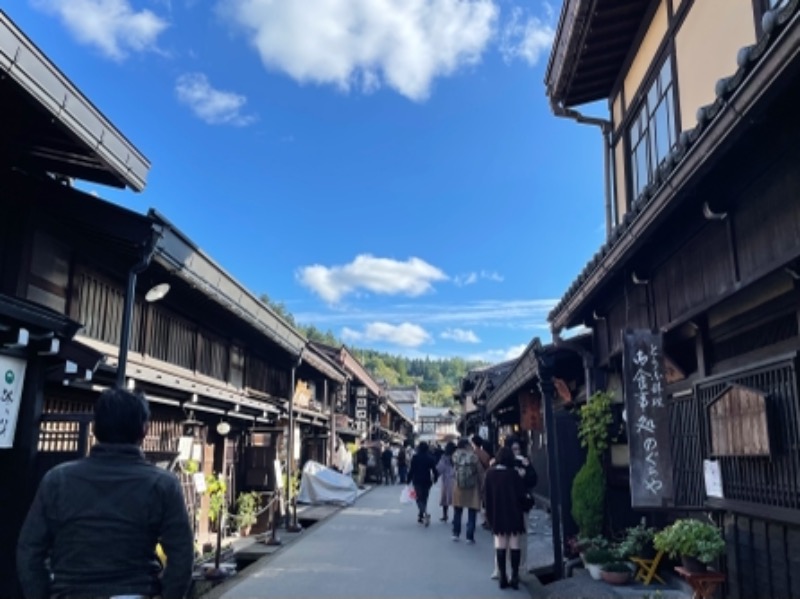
[545,5,800,596]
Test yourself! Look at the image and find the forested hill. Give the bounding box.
[260,294,486,407]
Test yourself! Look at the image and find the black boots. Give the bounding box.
[510,549,521,589]
[496,549,508,589]
[440,507,448,522]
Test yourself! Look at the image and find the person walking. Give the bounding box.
[16,387,194,599]
[381,444,394,485]
[451,438,483,543]
[435,441,456,522]
[397,443,408,485]
[509,437,537,574]
[485,447,527,590]
[407,441,437,526]
[471,435,492,529]
[356,443,369,488]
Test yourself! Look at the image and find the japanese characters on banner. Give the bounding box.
[354,386,368,433]
[622,330,674,508]
[0,355,27,448]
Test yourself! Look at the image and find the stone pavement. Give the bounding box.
[212,481,537,599]
[199,483,690,599]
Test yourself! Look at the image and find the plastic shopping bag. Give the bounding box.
[400,484,416,504]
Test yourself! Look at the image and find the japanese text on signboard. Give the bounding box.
[0,356,27,449]
[623,330,673,508]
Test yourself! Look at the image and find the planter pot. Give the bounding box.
[240,526,252,537]
[586,563,603,580]
[600,570,631,585]
[681,556,708,573]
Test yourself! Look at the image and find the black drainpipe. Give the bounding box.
[550,98,613,238]
[116,229,160,387]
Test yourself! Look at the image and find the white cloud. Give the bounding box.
[468,343,527,363]
[454,272,479,286]
[342,322,432,347]
[32,0,168,60]
[499,5,554,67]
[441,328,480,343]
[297,254,448,303]
[175,73,256,126]
[218,0,498,101]
[296,298,558,328]
[454,270,503,286]
[480,270,504,282]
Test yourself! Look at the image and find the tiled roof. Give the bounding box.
[548,1,800,329]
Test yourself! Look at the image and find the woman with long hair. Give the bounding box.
[436,441,457,522]
[484,446,526,589]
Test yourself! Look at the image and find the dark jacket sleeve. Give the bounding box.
[16,474,54,599]
[158,475,194,599]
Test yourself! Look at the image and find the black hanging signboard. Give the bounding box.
[622,329,674,508]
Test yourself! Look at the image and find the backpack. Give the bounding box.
[454,450,478,489]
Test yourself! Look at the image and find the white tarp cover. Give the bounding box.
[298,460,358,506]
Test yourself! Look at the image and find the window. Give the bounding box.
[629,59,677,202]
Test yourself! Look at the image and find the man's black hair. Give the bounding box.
[471,434,484,448]
[94,387,150,444]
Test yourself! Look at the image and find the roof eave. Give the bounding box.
[0,11,150,191]
[151,215,307,358]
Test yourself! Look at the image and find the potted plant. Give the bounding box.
[234,491,261,536]
[571,446,605,540]
[617,522,657,560]
[205,473,227,531]
[600,561,632,585]
[583,547,615,580]
[653,518,726,572]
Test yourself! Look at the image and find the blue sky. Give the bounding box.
[10,0,605,362]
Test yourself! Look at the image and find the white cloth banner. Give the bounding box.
[0,355,27,448]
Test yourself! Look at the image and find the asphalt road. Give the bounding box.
[219,482,525,599]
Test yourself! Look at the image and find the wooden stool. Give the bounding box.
[674,566,726,599]
[630,550,665,585]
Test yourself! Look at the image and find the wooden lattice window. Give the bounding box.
[708,384,771,457]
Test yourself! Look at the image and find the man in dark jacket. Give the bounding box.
[356,444,369,488]
[17,388,194,599]
[406,441,438,526]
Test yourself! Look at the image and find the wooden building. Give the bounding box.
[0,10,353,594]
[545,0,800,596]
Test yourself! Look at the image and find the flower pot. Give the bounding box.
[240,525,252,537]
[681,556,708,573]
[600,570,631,585]
[586,563,603,580]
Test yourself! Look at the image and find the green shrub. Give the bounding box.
[653,518,725,564]
[571,445,605,538]
[601,561,632,573]
[617,522,657,558]
[578,390,615,453]
[584,547,615,565]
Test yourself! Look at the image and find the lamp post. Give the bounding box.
[285,358,302,533]
[116,280,169,387]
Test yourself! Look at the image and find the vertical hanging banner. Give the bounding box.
[622,330,674,508]
[0,355,28,448]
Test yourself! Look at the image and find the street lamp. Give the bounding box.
[116,281,170,387]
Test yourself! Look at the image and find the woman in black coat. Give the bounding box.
[484,447,526,589]
[407,441,437,526]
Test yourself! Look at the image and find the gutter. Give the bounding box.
[116,225,162,386]
[550,98,614,238]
